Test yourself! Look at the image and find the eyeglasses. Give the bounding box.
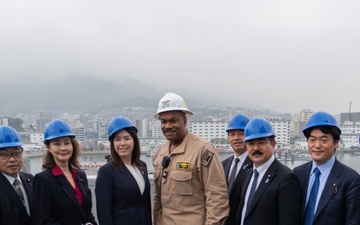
[0,151,23,160]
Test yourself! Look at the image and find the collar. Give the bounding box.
[51,164,77,177]
[310,155,335,176]
[234,151,248,165]
[2,172,21,185]
[253,155,275,176]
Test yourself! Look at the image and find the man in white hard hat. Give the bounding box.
[152,92,229,225]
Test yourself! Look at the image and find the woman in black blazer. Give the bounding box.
[95,116,152,225]
[33,119,97,225]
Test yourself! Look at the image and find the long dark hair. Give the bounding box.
[43,137,81,170]
[109,128,144,172]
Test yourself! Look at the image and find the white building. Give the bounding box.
[73,127,85,142]
[150,121,163,138]
[269,119,290,146]
[96,121,108,139]
[30,132,44,144]
[188,120,228,142]
[294,139,308,150]
[61,113,80,127]
[339,121,360,148]
[136,119,148,138]
[0,117,9,125]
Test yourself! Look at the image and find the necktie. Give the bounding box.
[13,179,26,207]
[304,168,321,225]
[246,169,259,213]
[228,158,240,191]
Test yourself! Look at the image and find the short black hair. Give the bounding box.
[303,126,341,142]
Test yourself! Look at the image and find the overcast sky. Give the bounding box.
[1,0,359,115]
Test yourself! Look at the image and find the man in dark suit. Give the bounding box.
[222,114,252,225]
[0,125,33,225]
[236,118,302,225]
[293,111,360,225]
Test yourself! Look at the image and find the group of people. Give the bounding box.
[0,92,359,225]
[221,111,360,225]
[0,119,97,225]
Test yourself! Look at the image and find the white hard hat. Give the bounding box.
[154,92,193,119]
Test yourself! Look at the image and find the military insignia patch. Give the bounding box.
[201,150,214,166]
[176,162,190,170]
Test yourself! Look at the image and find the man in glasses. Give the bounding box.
[0,125,34,225]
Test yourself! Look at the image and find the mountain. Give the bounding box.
[0,76,269,116]
[0,76,160,116]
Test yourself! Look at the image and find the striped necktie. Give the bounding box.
[13,179,26,207]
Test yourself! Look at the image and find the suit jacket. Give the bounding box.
[222,155,253,225]
[33,168,97,225]
[0,172,34,225]
[293,159,360,225]
[236,159,302,225]
[95,161,152,225]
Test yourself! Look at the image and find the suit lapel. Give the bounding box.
[123,165,144,197]
[246,159,278,217]
[55,174,86,219]
[230,157,253,196]
[20,173,33,211]
[0,173,29,216]
[76,172,90,211]
[314,160,341,221]
[299,162,312,213]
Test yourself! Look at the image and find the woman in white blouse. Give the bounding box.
[95,116,152,225]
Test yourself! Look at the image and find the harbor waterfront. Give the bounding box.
[23,150,360,175]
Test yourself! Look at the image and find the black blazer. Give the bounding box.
[0,172,34,225]
[222,155,252,225]
[293,159,360,225]
[95,161,152,225]
[236,159,302,225]
[33,168,97,225]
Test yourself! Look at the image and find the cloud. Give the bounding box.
[0,0,359,115]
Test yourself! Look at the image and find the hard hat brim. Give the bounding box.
[154,109,193,119]
[243,133,276,142]
[44,133,76,143]
[0,142,23,148]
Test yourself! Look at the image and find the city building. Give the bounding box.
[136,119,148,138]
[36,111,52,132]
[96,121,107,139]
[339,121,360,149]
[269,119,291,146]
[150,121,163,138]
[73,127,86,142]
[0,117,9,125]
[188,120,228,142]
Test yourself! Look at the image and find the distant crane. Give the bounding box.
[349,101,352,121]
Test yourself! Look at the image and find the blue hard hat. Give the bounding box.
[108,116,138,140]
[244,118,276,142]
[303,111,341,136]
[226,114,251,132]
[44,119,75,143]
[0,125,23,148]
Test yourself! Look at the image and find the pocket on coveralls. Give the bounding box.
[170,170,193,195]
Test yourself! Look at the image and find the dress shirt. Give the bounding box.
[306,155,335,212]
[228,152,248,182]
[241,155,275,225]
